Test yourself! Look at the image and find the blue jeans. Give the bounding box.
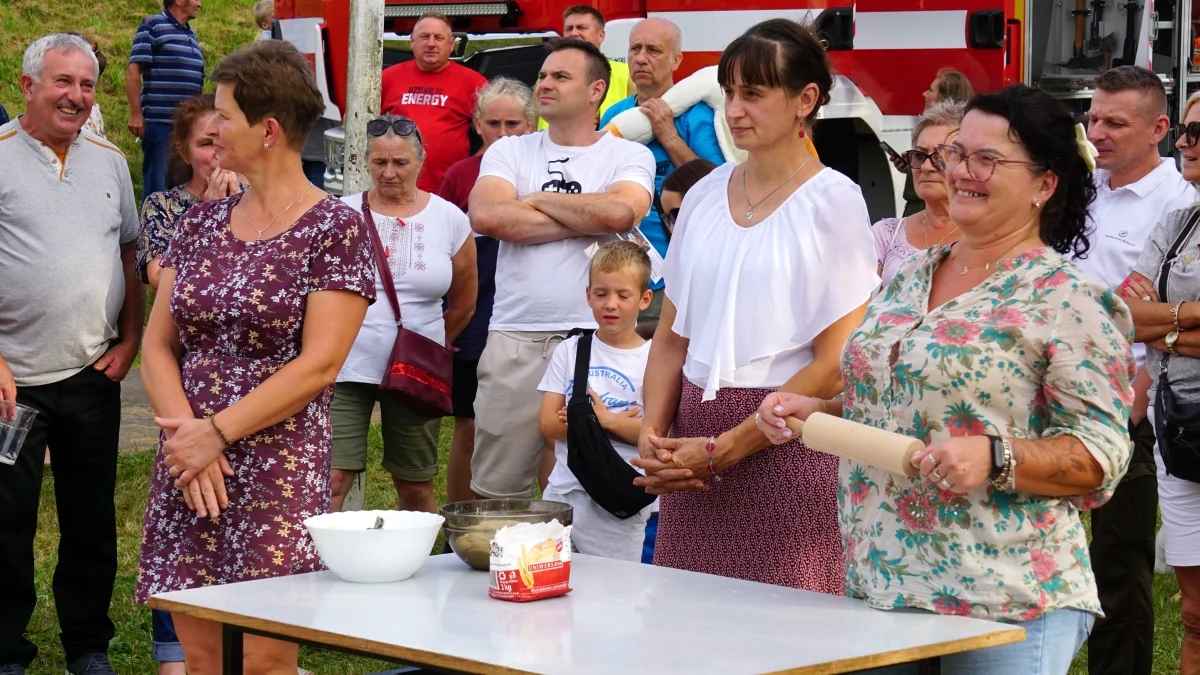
[641,512,658,564]
[861,607,1094,675]
[141,122,173,198]
[151,609,183,663]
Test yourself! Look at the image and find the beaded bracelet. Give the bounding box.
[210,416,231,448]
[705,436,721,482]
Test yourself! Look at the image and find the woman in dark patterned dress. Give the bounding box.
[135,41,375,674]
[135,94,244,291]
[632,20,878,593]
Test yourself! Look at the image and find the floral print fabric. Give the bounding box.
[135,194,375,603]
[839,245,1135,621]
[135,184,199,283]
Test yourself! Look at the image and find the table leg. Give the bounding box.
[916,655,941,675]
[222,623,244,675]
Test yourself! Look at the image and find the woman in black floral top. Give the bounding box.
[135,41,375,673]
[135,94,244,289]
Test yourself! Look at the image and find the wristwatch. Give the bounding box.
[1167,330,1180,355]
[986,435,1005,481]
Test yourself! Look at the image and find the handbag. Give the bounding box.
[1153,206,1200,484]
[565,330,657,519]
[360,192,454,417]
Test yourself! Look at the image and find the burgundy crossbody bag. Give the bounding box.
[360,191,454,417]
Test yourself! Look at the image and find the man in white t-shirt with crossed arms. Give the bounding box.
[469,37,655,500]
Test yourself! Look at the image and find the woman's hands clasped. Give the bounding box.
[631,427,710,495]
[157,416,235,517]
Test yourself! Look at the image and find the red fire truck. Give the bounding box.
[274,0,1198,220]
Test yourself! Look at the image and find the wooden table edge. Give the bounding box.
[149,597,538,675]
[150,597,1026,675]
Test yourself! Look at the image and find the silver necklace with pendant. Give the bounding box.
[741,155,811,221]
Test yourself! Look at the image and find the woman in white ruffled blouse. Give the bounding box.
[632,19,879,592]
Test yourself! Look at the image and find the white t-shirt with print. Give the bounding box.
[479,131,656,332]
[537,334,651,495]
[337,191,471,384]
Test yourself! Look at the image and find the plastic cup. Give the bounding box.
[0,402,37,466]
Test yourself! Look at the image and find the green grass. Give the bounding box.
[28,421,448,675]
[0,0,258,201]
[25,419,1187,674]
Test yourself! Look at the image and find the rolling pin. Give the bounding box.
[784,413,924,477]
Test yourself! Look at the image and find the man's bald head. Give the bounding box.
[629,17,683,96]
[631,17,682,55]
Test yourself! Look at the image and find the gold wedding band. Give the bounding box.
[168,465,180,477]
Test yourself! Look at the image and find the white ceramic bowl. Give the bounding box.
[304,510,445,583]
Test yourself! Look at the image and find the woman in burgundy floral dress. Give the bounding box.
[136,41,375,673]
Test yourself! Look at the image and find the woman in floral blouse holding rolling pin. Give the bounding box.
[759,85,1135,674]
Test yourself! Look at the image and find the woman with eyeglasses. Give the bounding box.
[1116,93,1200,673]
[329,113,478,514]
[873,100,964,291]
[757,85,1136,673]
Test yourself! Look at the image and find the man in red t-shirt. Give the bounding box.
[381,12,488,191]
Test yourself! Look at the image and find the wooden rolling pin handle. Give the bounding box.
[782,414,924,478]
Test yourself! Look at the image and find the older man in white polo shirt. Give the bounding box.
[1079,65,1198,675]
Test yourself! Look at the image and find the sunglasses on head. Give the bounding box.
[1178,122,1200,148]
[366,117,421,140]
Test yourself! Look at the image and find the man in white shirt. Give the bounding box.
[1079,65,1198,675]
[468,37,656,500]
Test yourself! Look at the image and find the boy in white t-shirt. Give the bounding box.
[537,241,654,561]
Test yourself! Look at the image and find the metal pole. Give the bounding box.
[342,0,384,195]
[339,0,383,511]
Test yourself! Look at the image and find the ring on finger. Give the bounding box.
[930,467,943,483]
[168,465,180,477]
[939,477,953,490]
[929,455,939,470]
[1142,295,1152,302]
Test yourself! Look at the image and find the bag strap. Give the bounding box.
[1157,206,1200,303]
[361,191,403,325]
[570,330,594,404]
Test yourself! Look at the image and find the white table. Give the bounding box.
[150,553,1024,675]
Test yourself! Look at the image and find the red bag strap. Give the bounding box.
[361,191,403,324]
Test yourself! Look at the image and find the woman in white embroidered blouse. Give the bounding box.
[631,19,878,592]
[329,113,478,514]
[758,86,1135,674]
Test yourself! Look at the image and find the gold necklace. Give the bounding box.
[241,185,310,242]
[949,237,1036,276]
[921,210,958,249]
[741,156,811,221]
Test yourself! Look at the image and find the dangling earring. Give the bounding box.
[798,127,806,139]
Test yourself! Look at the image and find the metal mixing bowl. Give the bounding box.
[439,499,573,571]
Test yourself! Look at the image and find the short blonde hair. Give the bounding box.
[253,0,274,26]
[1184,91,1200,123]
[475,77,537,126]
[589,240,651,292]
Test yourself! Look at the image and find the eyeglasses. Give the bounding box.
[904,149,939,171]
[934,144,1042,181]
[366,117,422,140]
[653,195,679,238]
[661,207,680,232]
[1177,122,1200,148]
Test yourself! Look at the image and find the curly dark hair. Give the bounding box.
[964,85,1095,258]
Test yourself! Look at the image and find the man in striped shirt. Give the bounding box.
[124,0,204,196]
